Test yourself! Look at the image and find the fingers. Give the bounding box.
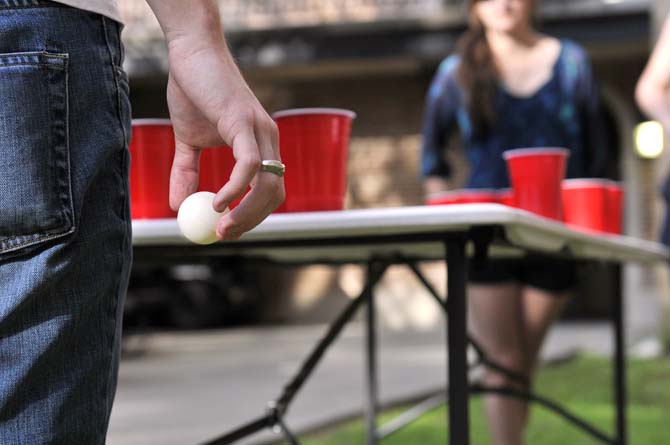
[215,112,284,240]
[169,139,201,211]
[215,174,283,240]
[212,125,260,212]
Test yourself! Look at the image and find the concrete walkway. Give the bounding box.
[107,322,612,445]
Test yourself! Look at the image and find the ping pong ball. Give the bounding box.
[177,192,227,245]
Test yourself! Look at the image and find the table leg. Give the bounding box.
[364,261,380,445]
[199,263,390,445]
[613,269,627,445]
[446,239,470,445]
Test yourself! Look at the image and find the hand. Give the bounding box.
[166,39,284,241]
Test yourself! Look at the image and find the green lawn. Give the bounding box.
[291,355,670,445]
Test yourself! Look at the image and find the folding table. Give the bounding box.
[132,204,669,445]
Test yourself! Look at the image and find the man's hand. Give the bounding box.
[146,0,284,240]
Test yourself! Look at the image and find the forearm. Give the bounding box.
[145,0,226,49]
[146,0,252,130]
[635,14,670,127]
[636,81,670,128]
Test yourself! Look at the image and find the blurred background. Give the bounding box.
[110,2,670,444]
[121,0,669,342]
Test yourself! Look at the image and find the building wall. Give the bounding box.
[127,38,668,334]
[243,53,654,325]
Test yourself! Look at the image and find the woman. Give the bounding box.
[421,0,608,443]
[636,13,670,246]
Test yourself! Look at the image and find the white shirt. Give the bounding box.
[53,0,123,24]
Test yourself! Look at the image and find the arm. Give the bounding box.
[145,0,284,240]
[420,58,460,195]
[636,14,670,128]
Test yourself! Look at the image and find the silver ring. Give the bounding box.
[260,160,286,177]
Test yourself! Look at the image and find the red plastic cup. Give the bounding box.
[606,181,624,234]
[503,148,569,220]
[562,179,609,233]
[129,119,177,219]
[425,189,498,205]
[498,188,516,207]
[273,108,356,212]
[198,146,245,209]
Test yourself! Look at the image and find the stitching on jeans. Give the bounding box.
[0,62,65,69]
[99,16,131,443]
[0,226,76,253]
[0,0,40,6]
[102,17,129,149]
[0,51,67,59]
[0,46,73,256]
[0,52,68,70]
[0,1,67,10]
[0,6,66,12]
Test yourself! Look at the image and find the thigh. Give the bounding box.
[519,255,573,368]
[521,285,569,367]
[0,3,131,444]
[468,282,526,371]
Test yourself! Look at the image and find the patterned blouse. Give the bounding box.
[421,39,609,189]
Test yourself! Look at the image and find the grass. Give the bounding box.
[286,355,670,445]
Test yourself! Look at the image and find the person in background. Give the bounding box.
[420,0,608,443]
[0,0,283,443]
[635,12,670,246]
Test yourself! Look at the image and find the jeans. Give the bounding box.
[0,2,132,443]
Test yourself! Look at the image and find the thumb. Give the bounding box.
[169,139,201,211]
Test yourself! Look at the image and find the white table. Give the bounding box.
[132,204,669,445]
[133,204,667,263]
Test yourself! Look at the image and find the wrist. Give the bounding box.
[147,0,224,46]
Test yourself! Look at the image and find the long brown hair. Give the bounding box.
[457,1,499,138]
[457,0,537,137]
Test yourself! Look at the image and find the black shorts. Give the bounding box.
[468,254,577,293]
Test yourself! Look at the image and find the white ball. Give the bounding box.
[177,192,227,245]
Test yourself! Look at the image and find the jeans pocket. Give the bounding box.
[0,49,75,256]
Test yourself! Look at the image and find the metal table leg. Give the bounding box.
[198,262,390,445]
[446,238,470,445]
[613,267,627,445]
[364,261,380,445]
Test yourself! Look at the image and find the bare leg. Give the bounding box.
[469,283,526,445]
[518,286,570,427]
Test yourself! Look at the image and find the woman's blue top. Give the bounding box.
[421,39,609,188]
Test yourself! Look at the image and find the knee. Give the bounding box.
[482,351,529,388]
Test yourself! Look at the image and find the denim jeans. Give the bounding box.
[0,1,132,443]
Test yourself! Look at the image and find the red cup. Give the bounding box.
[606,181,624,234]
[498,188,516,207]
[273,108,356,212]
[503,147,569,220]
[562,179,609,233]
[198,146,245,209]
[129,119,177,219]
[426,189,498,205]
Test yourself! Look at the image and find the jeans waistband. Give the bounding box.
[0,0,58,9]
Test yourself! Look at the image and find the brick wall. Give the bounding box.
[247,68,471,209]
